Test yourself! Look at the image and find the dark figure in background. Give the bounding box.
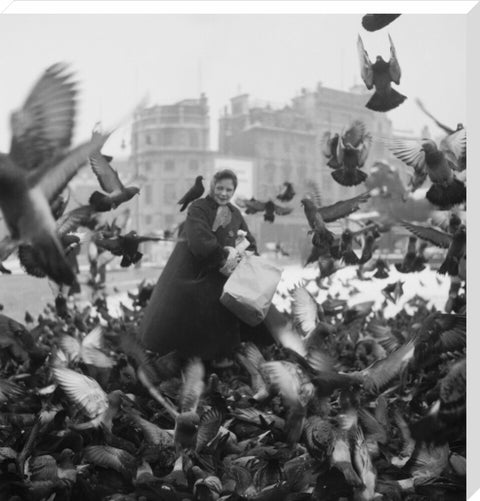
[140,169,286,361]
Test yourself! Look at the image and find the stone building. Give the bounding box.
[130,94,214,234]
[218,83,395,253]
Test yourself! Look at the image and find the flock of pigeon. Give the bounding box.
[0,12,467,501]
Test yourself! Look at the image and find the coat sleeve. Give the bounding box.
[239,214,259,256]
[184,202,228,267]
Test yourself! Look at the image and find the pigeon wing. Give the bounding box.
[357,35,374,90]
[180,357,205,413]
[9,63,77,172]
[386,138,426,174]
[291,286,318,336]
[34,131,111,203]
[388,34,402,84]
[304,180,323,208]
[244,199,267,213]
[52,367,108,419]
[56,205,97,236]
[89,146,124,193]
[401,221,452,248]
[318,192,370,223]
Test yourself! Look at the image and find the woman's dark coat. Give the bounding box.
[140,195,280,360]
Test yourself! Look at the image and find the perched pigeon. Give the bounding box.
[178,176,205,212]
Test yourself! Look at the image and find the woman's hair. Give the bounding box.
[211,169,238,190]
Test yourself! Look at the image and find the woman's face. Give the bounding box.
[213,178,235,205]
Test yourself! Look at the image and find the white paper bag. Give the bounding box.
[220,254,282,326]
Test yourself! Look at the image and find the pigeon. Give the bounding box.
[88,131,140,212]
[321,131,341,169]
[331,121,372,186]
[301,182,370,250]
[0,63,110,285]
[178,175,205,212]
[357,34,407,112]
[401,221,466,276]
[95,230,165,268]
[17,204,96,280]
[236,197,293,223]
[387,135,466,208]
[362,14,401,32]
[416,99,467,171]
[410,358,465,444]
[276,182,296,202]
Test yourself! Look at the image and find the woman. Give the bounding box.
[140,169,286,361]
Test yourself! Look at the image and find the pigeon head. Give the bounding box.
[127,186,140,197]
[421,140,438,154]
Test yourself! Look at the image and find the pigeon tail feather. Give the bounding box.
[331,168,368,187]
[426,179,466,209]
[366,88,407,113]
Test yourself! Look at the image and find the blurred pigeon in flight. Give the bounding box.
[277,182,296,202]
[361,14,401,32]
[357,34,407,112]
[88,128,140,212]
[0,63,110,285]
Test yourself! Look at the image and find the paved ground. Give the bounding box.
[0,264,163,323]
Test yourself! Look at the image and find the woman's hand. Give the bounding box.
[219,246,243,276]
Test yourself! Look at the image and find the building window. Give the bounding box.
[144,161,152,172]
[189,130,199,148]
[145,184,153,205]
[165,160,175,172]
[163,129,173,146]
[145,215,152,226]
[267,141,274,154]
[145,134,152,145]
[299,145,306,156]
[283,140,290,153]
[189,159,199,171]
[164,183,176,203]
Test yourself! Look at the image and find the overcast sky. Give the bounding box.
[0,14,466,157]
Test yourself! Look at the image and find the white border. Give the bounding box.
[0,0,477,498]
[0,1,477,15]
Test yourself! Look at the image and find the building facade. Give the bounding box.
[130,94,214,235]
[218,83,395,253]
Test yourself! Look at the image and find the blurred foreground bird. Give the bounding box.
[178,175,205,212]
[362,13,401,31]
[88,132,140,212]
[323,120,372,186]
[95,230,165,267]
[276,182,295,202]
[410,358,465,444]
[236,197,293,223]
[357,34,407,112]
[0,63,110,285]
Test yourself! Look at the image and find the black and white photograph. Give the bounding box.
[0,2,473,500]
